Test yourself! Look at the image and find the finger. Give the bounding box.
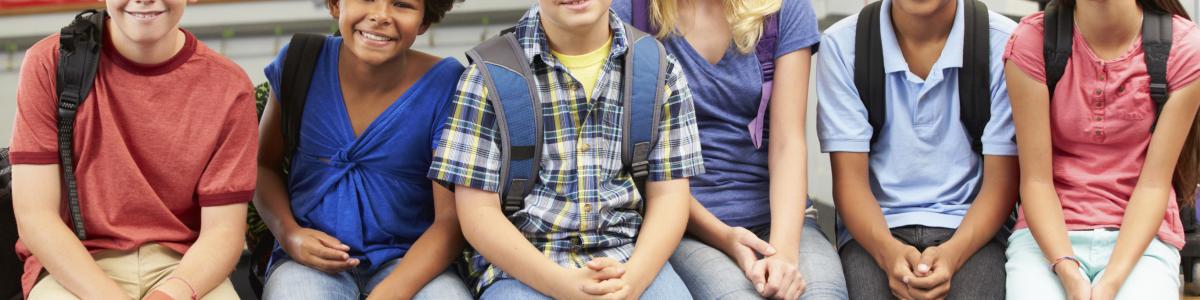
[738,230,777,256]
[587,257,620,271]
[590,266,626,281]
[916,247,938,277]
[762,262,791,298]
[733,247,760,274]
[310,231,351,251]
[784,273,806,300]
[305,241,351,261]
[749,259,768,294]
[601,285,630,300]
[907,268,951,290]
[580,278,626,296]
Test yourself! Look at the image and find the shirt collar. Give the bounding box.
[879,0,967,75]
[514,5,631,67]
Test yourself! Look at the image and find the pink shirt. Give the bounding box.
[1005,12,1200,249]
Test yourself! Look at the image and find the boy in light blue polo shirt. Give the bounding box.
[816,0,1018,299]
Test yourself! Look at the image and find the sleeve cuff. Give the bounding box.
[198,191,254,206]
[982,142,1019,156]
[9,151,59,164]
[819,139,871,153]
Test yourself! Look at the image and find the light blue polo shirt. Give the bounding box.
[815,0,1018,246]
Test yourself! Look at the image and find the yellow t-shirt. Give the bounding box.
[551,37,612,100]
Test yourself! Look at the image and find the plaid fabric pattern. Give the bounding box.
[427,6,704,294]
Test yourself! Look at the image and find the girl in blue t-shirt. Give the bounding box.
[254,0,470,299]
[613,1,847,299]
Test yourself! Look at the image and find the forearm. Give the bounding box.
[17,211,124,298]
[685,196,731,246]
[170,206,247,296]
[1022,181,1076,263]
[372,216,466,298]
[944,156,1018,267]
[254,166,302,239]
[627,182,690,295]
[767,140,808,254]
[1102,186,1172,286]
[836,190,900,265]
[457,190,568,296]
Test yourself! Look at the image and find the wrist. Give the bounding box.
[154,277,196,300]
[938,238,970,268]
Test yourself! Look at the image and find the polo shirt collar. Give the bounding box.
[879,0,967,75]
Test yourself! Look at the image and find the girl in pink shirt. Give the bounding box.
[1004,0,1200,299]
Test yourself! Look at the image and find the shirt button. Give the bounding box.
[1094,116,1103,121]
[583,203,593,212]
[1099,74,1106,81]
[579,143,591,152]
[1118,86,1126,94]
[1094,89,1103,95]
[1095,101,1105,108]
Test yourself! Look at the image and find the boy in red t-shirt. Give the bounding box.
[9,0,257,299]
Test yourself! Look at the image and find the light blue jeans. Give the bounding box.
[1005,228,1181,300]
[670,218,848,300]
[479,263,692,299]
[262,256,473,300]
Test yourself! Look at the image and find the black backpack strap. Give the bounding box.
[621,25,666,204]
[466,33,543,216]
[960,0,993,155]
[1043,1,1073,100]
[55,9,105,240]
[1143,10,1172,132]
[854,1,887,147]
[279,34,326,172]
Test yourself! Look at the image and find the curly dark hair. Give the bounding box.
[327,0,464,25]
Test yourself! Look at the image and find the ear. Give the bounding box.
[327,0,340,19]
[418,22,430,35]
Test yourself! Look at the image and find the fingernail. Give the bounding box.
[917,264,930,273]
[903,276,911,284]
[767,246,777,254]
[756,283,764,293]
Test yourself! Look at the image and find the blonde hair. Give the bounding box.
[649,0,783,54]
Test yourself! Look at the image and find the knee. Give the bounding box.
[800,279,849,300]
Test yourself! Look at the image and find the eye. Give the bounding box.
[392,0,415,8]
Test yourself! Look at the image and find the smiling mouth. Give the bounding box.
[126,11,164,20]
[560,0,589,6]
[356,30,397,42]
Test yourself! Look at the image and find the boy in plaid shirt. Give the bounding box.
[427,1,704,299]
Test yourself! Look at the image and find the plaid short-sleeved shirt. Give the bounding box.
[427,7,705,294]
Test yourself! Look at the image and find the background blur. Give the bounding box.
[2,0,1199,243]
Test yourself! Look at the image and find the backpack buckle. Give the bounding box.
[630,160,650,179]
[1149,82,1169,99]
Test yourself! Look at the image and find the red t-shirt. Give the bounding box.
[9,28,258,295]
[1005,12,1200,249]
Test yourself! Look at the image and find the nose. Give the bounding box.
[367,2,393,25]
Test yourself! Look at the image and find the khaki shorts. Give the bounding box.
[28,243,238,299]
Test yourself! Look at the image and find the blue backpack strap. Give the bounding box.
[1142,9,1172,132]
[466,33,543,216]
[622,24,667,203]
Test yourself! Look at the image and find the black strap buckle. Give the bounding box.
[1149,82,1169,99]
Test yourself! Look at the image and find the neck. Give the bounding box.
[109,24,185,65]
[542,15,612,55]
[339,49,411,95]
[1074,0,1143,50]
[890,0,957,44]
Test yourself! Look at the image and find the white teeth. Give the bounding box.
[127,11,161,20]
[359,31,393,42]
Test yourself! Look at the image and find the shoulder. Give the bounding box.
[190,41,254,103]
[986,10,1018,39]
[1171,15,1200,46]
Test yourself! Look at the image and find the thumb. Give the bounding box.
[587,257,620,271]
[739,231,777,257]
[312,231,350,251]
[915,247,937,276]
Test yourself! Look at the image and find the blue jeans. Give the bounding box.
[671,218,848,300]
[262,256,473,300]
[479,263,692,299]
[1005,228,1180,300]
